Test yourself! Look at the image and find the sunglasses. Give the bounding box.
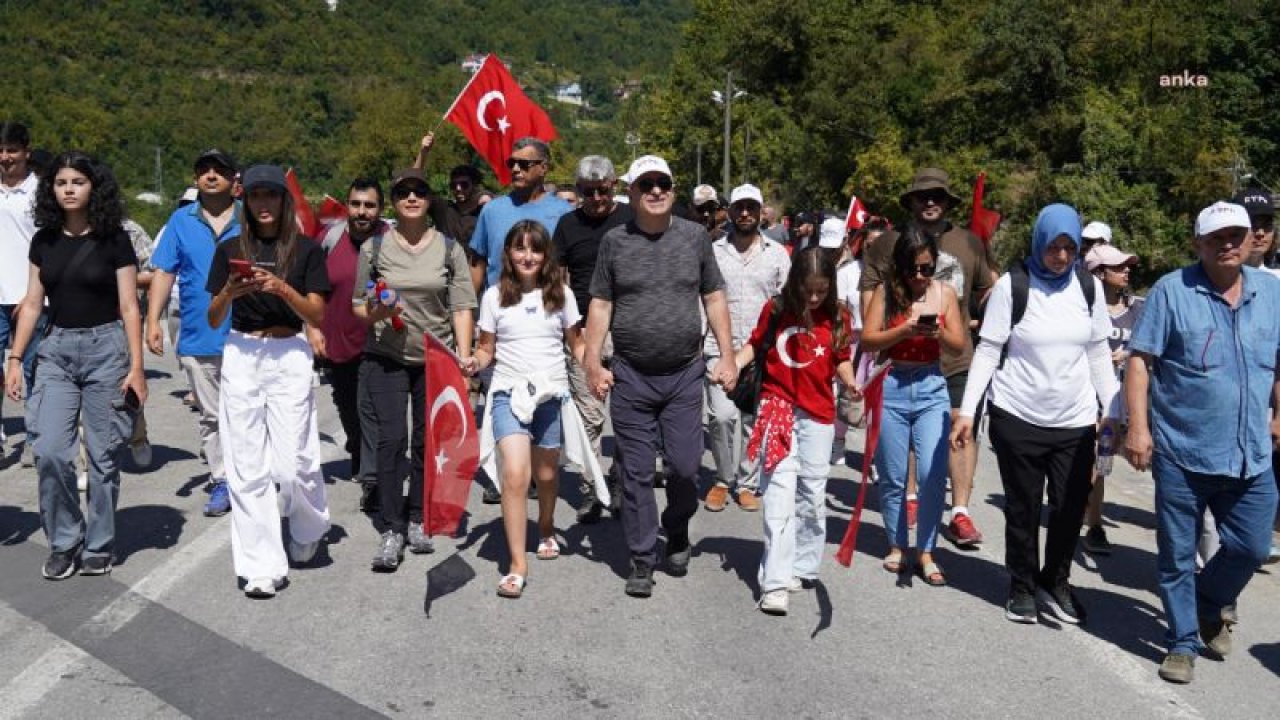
[1104,264,1132,273]
[450,179,473,190]
[914,190,949,206]
[912,263,937,277]
[578,186,613,199]
[1252,219,1276,233]
[392,186,429,200]
[506,157,544,172]
[635,177,673,194]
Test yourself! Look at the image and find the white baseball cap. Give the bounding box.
[691,184,719,206]
[1195,201,1251,237]
[1085,244,1138,271]
[622,155,672,184]
[1081,221,1112,244]
[729,184,763,206]
[818,217,847,249]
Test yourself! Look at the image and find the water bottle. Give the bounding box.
[1096,425,1115,476]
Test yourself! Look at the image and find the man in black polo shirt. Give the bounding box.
[584,155,737,598]
[552,155,633,523]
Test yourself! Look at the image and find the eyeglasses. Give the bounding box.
[506,157,544,172]
[635,177,673,194]
[1103,265,1132,273]
[1044,244,1078,257]
[912,263,937,277]
[392,186,429,200]
[578,186,613,199]
[694,202,718,214]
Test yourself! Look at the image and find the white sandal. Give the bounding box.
[535,537,561,560]
[496,573,526,598]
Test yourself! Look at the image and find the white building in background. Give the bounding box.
[555,82,583,106]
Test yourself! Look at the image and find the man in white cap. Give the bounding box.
[1125,201,1280,684]
[1081,220,1113,256]
[585,155,737,597]
[690,183,723,241]
[703,184,790,512]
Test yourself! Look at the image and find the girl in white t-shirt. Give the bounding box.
[464,220,583,599]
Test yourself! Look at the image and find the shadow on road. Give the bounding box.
[1248,641,1280,677]
[114,503,186,565]
[1076,585,1169,664]
[0,504,40,546]
[141,443,198,473]
[695,535,762,595]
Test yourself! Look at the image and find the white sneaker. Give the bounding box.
[759,589,789,615]
[830,442,846,465]
[787,577,808,593]
[77,472,88,492]
[288,539,319,564]
[244,577,277,598]
[130,440,153,468]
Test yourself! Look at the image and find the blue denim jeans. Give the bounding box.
[1152,452,1277,654]
[758,411,835,593]
[33,322,131,558]
[874,365,951,552]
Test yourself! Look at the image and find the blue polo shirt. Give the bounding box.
[469,192,572,288]
[150,202,240,356]
[1130,264,1280,478]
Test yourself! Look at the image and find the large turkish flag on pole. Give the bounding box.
[835,360,892,568]
[423,333,480,537]
[444,54,558,185]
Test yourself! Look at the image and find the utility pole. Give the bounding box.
[722,71,732,195]
[743,122,751,185]
[154,146,163,199]
[696,142,703,186]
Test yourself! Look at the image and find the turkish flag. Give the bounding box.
[423,332,481,537]
[444,54,558,185]
[845,194,869,232]
[317,194,348,225]
[284,168,321,239]
[835,360,892,568]
[969,171,1002,247]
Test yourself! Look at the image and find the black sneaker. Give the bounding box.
[1220,603,1240,626]
[625,560,655,598]
[481,485,501,505]
[665,538,691,577]
[576,499,604,525]
[80,554,113,576]
[42,549,78,580]
[1036,583,1084,625]
[1081,526,1113,555]
[1005,590,1038,624]
[606,470,623,515]
[359,483,380,514]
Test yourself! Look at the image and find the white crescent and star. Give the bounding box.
[775,326,818,369]
[430,386,470,473]
[476,91,511,133]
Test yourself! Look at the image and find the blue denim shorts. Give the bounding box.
[490,391,562,448]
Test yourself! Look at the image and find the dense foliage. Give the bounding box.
[646,0,1280,280]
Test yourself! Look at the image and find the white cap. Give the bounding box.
[729,184,763,206]
[1085,244,1138,271]
[1195,201,1252,237]
[691,184,719,206]
[818,217,847,249]
[1081,221,1112,244]
[622,155,672,184]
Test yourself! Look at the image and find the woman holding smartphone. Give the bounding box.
[5,151,146,580]
[860,230,964,586]
[206,164,332,599]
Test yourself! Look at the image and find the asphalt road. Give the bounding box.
[0,352,1277,719]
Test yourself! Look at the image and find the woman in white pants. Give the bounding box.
[206,165,331,598]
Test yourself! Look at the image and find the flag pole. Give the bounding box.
[423,333,435,537]
[437,54,493,130]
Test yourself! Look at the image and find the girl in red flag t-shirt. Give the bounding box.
[735,247,855,616]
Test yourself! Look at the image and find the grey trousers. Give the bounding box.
[704,355,759,492]
[34,323,131,558]
[179,354,225,483]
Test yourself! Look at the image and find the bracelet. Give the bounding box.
[6,355,22,363]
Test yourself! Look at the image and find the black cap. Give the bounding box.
[1234,189,1275,218]
[240,164,287,193]
[194,148,237,173]
[795,211,816,226]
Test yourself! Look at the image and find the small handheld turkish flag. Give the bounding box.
[845,194,869,232]
[444,54,558,185]
[423,333,480,537]
[969,171,1002,247]
[835,360,892,568]
[284,168,320,239]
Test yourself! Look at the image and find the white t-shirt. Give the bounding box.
[0,173,38,305]
[979,271,1113,427]
[836,259,863,330]
[478,285,580,382]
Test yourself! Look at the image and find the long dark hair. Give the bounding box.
[238,185,300,278]
[498,220,565,312]
[886,228,938,322]
[33,151,125,234]
[778,246,850,350]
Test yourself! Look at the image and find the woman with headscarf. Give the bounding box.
[950,204,1118,625]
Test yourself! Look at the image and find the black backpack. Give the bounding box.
[999,260,1095,367]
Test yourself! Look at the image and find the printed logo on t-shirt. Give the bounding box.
[775,326,824,368]
[934,250,965,301]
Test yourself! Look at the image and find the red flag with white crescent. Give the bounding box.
[423,333,480,537]
[845,194,869,232]
[444,54,558,185]
[318,194,348,225]
[835,360,892,568]
[284,168,320,239]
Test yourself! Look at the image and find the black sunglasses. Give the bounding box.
[506,157,544,171]
[578,186,613,199]
[635,177,673,194]
[914,190,949,206]
[912,263,937,277]
[392,185,429,200]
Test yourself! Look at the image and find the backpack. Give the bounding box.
[340,222,459,307]
[999,259,1095,368]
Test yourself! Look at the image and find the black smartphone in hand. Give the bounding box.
[113,388,141,413]
[917,313,938,327]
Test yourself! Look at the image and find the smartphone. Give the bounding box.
[917,314,938,327]
[229,258,255,279]
[113,388,141,413]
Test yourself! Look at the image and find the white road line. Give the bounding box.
[0,519,229,718]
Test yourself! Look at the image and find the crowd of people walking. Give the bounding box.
[2,118,1278,685]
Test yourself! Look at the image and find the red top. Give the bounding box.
[747,302,852,424]
[321,230,370,364]
[884,311,944,364]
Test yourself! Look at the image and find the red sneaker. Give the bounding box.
[946,513,984,546]
[906,498,918,529]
